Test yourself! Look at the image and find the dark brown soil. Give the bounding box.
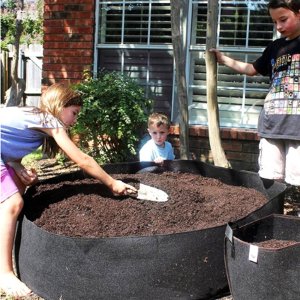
[24,172,269,238]
[254,239,299,249]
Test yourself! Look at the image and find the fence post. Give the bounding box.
[1,44,43,106]
[1,50,9,104]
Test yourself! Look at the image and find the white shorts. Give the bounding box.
[258,138,300,186]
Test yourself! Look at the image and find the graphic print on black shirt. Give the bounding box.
[266,52,300,115]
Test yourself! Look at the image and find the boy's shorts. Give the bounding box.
[0,164,19,203]
[258,138,300,186]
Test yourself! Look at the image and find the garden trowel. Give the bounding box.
[127,183,168,202]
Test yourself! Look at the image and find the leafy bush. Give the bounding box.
[73,71,152,164]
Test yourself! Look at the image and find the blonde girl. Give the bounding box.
[0,83,136,297]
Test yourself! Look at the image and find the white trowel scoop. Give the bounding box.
[127,183,169,202]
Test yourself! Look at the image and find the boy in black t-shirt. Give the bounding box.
[210,0,300,187]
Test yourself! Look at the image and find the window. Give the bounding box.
[95,0,275,128]
[96,1,173,113]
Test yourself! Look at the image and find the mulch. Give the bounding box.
[25,172,269,238]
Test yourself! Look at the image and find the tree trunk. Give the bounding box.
[170,0,189,159]
[5,1,26,107]
[205,0,231,168]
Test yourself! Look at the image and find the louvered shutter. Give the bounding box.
[190,1,273,128]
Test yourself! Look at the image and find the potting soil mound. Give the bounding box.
[254,239,299,249]
[24,172,268,238]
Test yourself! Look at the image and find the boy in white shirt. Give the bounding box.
[139,112,175,163]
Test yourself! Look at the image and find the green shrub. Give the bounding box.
[21,147,43,166]
[73,71,153,164]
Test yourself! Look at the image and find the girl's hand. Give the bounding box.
[18,168,38,186]
[111,180,137,196]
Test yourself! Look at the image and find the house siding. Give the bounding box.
[42,0,261,172]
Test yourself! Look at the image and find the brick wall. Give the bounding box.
[169,125,260,172]
[43,0,95,87]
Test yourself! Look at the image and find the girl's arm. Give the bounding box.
[209,48,258,76]
[42,127,136,195]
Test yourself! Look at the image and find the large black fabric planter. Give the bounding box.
[225,214,300,300]
[15,160,286,300]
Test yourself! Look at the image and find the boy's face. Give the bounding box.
[269,7,300,40]
[148,124,169,146]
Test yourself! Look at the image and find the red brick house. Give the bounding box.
[43,0,275,171]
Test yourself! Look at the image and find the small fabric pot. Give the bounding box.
[225,214,300,300]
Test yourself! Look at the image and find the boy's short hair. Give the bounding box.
[268,0,300,13]
[148,112,171,129]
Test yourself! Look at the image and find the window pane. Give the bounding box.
[99,2,122,43]
[219,5,248,47]
[221,3,273,47]
[149,3,172,44]
[97,49,173,113]
[192,3,207,45]
[248,9,273,46]
[99,1,172,45]
[193,1,271,47]
[124,3,149,43]
[190,51,269,127]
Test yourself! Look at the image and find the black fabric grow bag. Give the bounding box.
[15,160,286,300]
[225,214,300,300]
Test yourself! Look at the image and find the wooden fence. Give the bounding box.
[1,44,43,107]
